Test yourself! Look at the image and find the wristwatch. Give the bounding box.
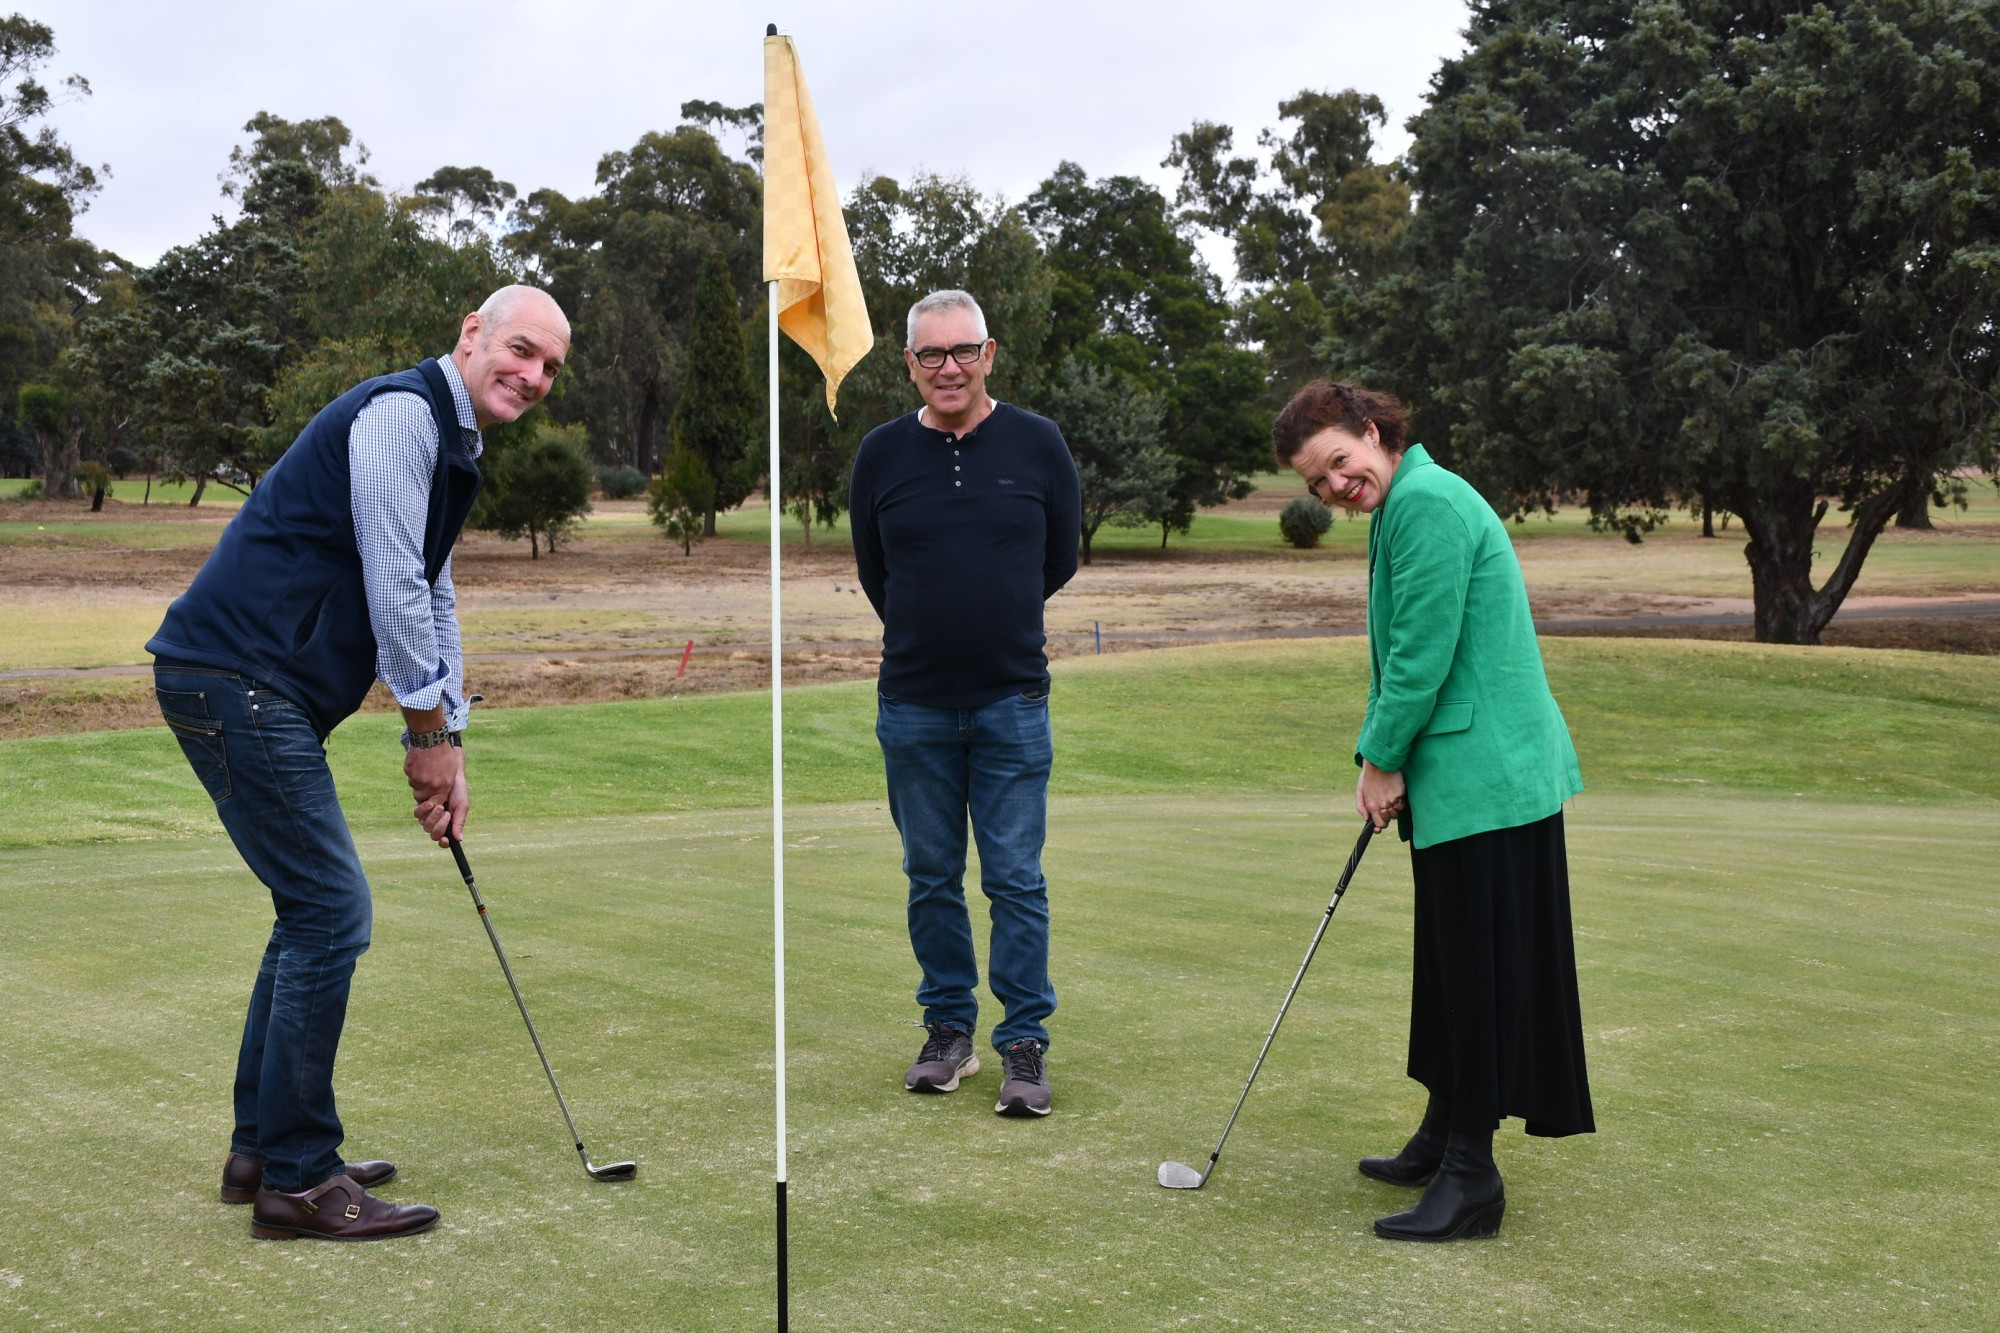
[404,725,462,749]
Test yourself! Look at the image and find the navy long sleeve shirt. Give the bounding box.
[849,402,1082,709]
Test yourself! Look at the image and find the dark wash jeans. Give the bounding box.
[875,687,1057,1052]
[154,665,371,1192]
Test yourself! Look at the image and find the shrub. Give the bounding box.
[1279,495,1334,548]
[477,423,594,559]
[597,463,647,499]
[648,440,716,556]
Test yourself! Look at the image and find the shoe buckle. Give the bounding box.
[300,1198,317,1214]
[344,1202,362,1220]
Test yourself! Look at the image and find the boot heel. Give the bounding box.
[1460,1200,1505,1239]
[249,1221,296,1240]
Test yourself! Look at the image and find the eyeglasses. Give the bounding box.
[910,342,987,370]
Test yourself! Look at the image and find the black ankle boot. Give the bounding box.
[1372,1129,1504,1241]
[1358,1097,1448,1187]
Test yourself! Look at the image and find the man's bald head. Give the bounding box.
[454,285,571,430]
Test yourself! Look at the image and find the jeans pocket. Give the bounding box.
[157,689,233,803]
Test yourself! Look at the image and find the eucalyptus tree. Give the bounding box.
[1022,162,1266,546]
[1368,0,2000,644]
[674,249,757,534]
[509,109,760,477]
[1166,89,1413,405]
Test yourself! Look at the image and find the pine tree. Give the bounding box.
[672,250,758,535]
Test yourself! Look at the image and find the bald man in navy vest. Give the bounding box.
[148,286,569,1241]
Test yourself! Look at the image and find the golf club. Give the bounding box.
[1159,818,1376,1190]
[446,835,637,1183]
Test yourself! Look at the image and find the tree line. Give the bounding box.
[7,3,1996,641]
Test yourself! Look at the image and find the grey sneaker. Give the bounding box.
[905,1022,979,1092]
[995,1039,1052,1117]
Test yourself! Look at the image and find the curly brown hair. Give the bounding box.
[1271,380,1410,466]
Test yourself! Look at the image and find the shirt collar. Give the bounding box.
[917,398,1004,441]
[436,355,483,459]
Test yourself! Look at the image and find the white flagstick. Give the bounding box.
[767,280,790,1328]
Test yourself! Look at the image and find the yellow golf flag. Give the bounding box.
[763,32,872,417]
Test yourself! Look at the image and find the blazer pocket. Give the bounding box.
[1419,700,1474,737]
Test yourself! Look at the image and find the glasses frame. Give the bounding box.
[909,341,990,371]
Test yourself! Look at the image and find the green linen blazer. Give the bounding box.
[1355,445,1582,849]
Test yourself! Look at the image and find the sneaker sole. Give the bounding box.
[994,1093,1052,1117]
[906,1054,979,1093]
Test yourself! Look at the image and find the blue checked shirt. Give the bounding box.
[349,356,481,732]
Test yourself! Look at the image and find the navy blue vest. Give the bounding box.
[148,359,483,739]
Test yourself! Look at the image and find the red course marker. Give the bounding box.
[678,640,694,678]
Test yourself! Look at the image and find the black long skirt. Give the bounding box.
[1407,810,1595,1137]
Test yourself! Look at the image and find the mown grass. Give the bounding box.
[5,638,1994,851]
[1,639,1995,1329]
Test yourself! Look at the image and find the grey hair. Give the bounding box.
[906,289,987,347]
[476,284,570,339]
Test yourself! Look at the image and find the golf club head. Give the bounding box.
[1157,1160,1207,1190]
[585,1157,638,1182]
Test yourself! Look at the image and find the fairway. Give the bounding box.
[2,640,1996,1329]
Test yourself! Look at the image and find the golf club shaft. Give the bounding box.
[1197,819,1375,1179]
[448,836,591,1163]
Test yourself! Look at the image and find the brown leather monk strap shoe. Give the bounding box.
[249,1174,438,1242]
[221,1152,397,1204]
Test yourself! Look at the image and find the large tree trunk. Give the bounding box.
[636,387,661,476]
[1894,488,1934,530]
[1738,484,1902,645]
[188,475,209,507]
[38,428,78,499]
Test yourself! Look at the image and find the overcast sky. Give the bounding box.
[43,0,1472,273]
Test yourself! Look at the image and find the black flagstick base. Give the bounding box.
[777,1178,789,1330]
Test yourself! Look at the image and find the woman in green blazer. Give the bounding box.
[1275,380,1594,1243]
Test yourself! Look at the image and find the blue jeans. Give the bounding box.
[154,665,371,1193]
[876,688,1057,1052]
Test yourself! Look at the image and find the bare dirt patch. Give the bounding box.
[3,492,1996,741]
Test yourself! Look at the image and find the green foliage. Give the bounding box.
[596,462,648,499]
[1278,493,1333,548]
[1167,89,1411,406]
[17,380,73,496]
[1035,358,1173,564]
[509,117,760,475]
[1021,162,1269,539]
[53,300,150,478]
[1367,0,2000,645]
[0,15,100,248]
[672,250,757,533]
[15,380,61,431]
[477,421,594,558]
[409,164,517,242]
[0,15,108,476]
[221,111,371,197]
[647,438,715,556]
[73,458,108,506]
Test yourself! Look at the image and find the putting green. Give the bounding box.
[2,788,1993,1329]
[3,639,1995,1327]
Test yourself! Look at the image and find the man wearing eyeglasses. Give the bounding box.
[849,288,1082,1117]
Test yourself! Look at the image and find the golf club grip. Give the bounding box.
[1339,820,1375,887]
[447,834,473,883]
